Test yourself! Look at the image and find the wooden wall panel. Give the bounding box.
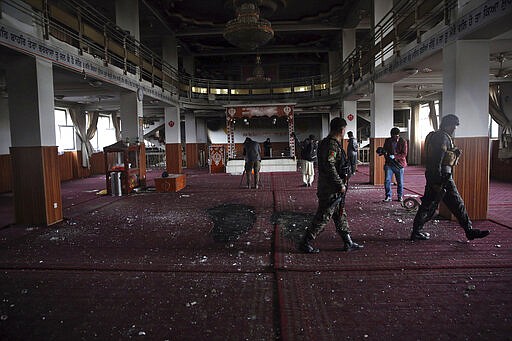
[0,154,12,193]
[42,147,63,225]
[73,151,91,178]
[166,143,182,174]
[439,137,489,220]
[186,143,199,168]
[370,138,386,185]
[89,152,106,175]
[490,140,512,182]
[10,147,62,225]
[58,151,75,181]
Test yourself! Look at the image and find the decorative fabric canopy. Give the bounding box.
[224,103,296,159]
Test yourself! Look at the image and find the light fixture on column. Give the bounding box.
[224,1,274,50]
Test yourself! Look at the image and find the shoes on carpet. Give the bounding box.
[383,197,391,202]
[466,229,490,240]
[410,231,430,240]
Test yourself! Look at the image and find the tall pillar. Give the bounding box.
[7,56,62,225]
[119,92,146,185]
[196,118,208,167]
[370,82,394,185]
[342,28,357,150]
[409,103,422,165]
[374,0,394,65]
[184,111,198,168]
[162,35,180,172]
[115,0,140,41]
[165,106,182,174]
[342,100,357,151]
[441,40,489,220]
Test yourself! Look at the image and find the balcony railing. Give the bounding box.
[7,0,457,102]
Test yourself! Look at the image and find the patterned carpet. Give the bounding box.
[0,165,510,340]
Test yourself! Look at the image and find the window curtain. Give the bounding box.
[85,111,100,156]
[489,84,512,159]
[428,101,438,131]
[111,112,121,141]
[69,108,91,168]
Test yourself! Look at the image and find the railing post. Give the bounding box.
[123,35,127,75]
[103,25,109,66]
[188,78,192,100]
[415,2,421,43]
[42,0,49,40]
[138,42,143,82]
[151,56,155,87]
[77,8,83,55]
[311,77,314,98]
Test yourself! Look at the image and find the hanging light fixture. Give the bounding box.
[246,55,271,82]
[223,1,274,50]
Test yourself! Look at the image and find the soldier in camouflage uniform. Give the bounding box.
[299,118,364,253]
[411,114,490,241]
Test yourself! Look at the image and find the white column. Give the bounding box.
[184,111,197,143]
[371,83,394,138]
[120,92,143,142]
[374,0,394,65]
[165,106,180,143]
[7,57,56,147]
[442,40,489,137]
[343,100,357,139]
[115,0,140,41]
[0,95,11,154]
[342,28,356,60]
[163,35,179,70]
[196,118,207,144]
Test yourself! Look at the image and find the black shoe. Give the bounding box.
[466,229,490,240]
[341,234,363,251]
[410,231,430,240]
[299,233,319,253]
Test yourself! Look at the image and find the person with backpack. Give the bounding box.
[301,134,318,187]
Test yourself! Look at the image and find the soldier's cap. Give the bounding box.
[441,114,460,127]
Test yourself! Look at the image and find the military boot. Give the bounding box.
[410,230,430,240]
[299,232,319,254]
[465,229,490,240]
[341,233,363,251]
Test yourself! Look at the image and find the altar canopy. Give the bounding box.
[225,103,296,159]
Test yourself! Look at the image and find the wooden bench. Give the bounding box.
[154,174,186,192]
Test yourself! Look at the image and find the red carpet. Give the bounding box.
[0,167,510,340]
[278,268,512,341]
[0,270,275,340]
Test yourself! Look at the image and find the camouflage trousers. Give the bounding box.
[306,192,350,239]
[413,176,471,232]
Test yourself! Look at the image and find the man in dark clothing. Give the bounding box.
[382,127,408,202]
[347,131,358,176]
[301,134,318,186]
[263,138,272,157]
[242,137,261,189]
[299,118,364,253]
[410,114,490,241]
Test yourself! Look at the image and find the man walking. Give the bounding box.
[299,118,364,253]
[410,114,490,241]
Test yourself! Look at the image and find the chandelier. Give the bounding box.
[223,2,274,50]
[246,55,271,82]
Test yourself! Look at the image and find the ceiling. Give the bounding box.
[1,0,512,115]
